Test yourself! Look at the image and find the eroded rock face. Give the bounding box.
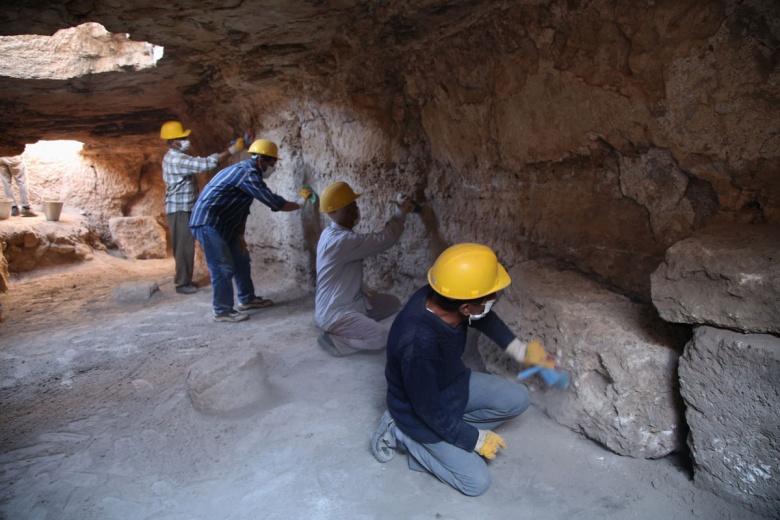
[108,216,166,260]
[0,0,777,303]
[0,1,776,511]
[679,326,780,518]
[0,242,8,292]
[479,262,689,458]
[651,224,780,334]
[0,213,98,273]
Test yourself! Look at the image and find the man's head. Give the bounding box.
[428,243,511,323]
[248,139,279,179]
[320,181,362,229]
[160,121,192,152]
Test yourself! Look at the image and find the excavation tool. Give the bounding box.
[394,193,422,213]
[300,184,318,204]
[232,129,255,148]
[517,365,570,389]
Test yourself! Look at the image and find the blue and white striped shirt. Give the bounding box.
[161,148,219,214]
[189,158,287,239]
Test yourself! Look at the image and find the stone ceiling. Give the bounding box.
[0,0,496,156]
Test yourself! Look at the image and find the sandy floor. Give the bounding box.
[0,252,764,520]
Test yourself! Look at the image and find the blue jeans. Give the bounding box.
[190,225,255,315]
[394,372,530,496]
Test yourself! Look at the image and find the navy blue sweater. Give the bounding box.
[385,285,516,451]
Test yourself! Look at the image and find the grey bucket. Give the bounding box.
[0,200,12,220]
[42,201,64,221]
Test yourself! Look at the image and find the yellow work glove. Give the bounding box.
[299,187,312,201]
[475,430,507,460]
[506,338,556,368]
[525,340,555,368]
[228,137,245,155]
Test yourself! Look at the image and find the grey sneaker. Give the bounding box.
[317,332,342,357]
[236,296,273,311]
[175,284,199,295]
[213,310,249,323]
[20,206,37,217]
[371,410,397,463]
[11,206,19,217]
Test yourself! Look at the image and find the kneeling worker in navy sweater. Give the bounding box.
[371,243,555,496]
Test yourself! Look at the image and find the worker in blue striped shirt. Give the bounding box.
[189,139,311,322]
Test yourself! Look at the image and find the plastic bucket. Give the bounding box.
[0,200,12,220]
[42,201,64,221]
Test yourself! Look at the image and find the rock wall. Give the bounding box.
[652,223,780,516]
[2,0,777,301]
[480,262,689,459]
[20,143,169,246]
[0,0,778,513]
[181,0,779,301]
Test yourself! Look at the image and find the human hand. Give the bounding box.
[475,430,506,460]
[506,338,556,368]
[394,193,415,214]
[228,137,245,155]
[524,340,556,368]
[239,238,247,256]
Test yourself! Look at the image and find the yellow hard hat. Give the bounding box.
[320,181,361,213]
[247,139,279,158]
[428,243,511,300]
[160,121,191,140]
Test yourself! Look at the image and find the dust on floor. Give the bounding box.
[0,253,763,519]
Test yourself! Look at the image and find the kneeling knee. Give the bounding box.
[458,471,492,497]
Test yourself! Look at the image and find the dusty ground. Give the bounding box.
[0,251,766,520]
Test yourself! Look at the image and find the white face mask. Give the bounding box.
[178,139,191,152]
[262,164,276,179]
[468,299,495,324]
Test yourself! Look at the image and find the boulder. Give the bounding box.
[111,282,160,304]
[187,348,278,417]
[480,261,689,458]
[679,326,780,518]
[0,214,98,272]
[651,224,780,334]
[108,216,167,260]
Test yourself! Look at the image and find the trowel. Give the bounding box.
[301,184,318,204]
[517,365,570,389]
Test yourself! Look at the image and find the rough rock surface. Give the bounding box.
[679,326,780,518]
[651,223,780,334]
[108,216,166,260]
[480,261,689,458]
[0,0,777,511]
[186,348,276,417]
[0,242,8,293]
[111,281,159,304]
[0,212,98,275]
[0,0,777,302]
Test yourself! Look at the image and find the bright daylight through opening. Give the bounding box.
[0,22,163,80]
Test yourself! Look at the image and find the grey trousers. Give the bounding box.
[393,372,531,497]
[167,211,195,287]
[327,292,401,355]
[0,156,31,209]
